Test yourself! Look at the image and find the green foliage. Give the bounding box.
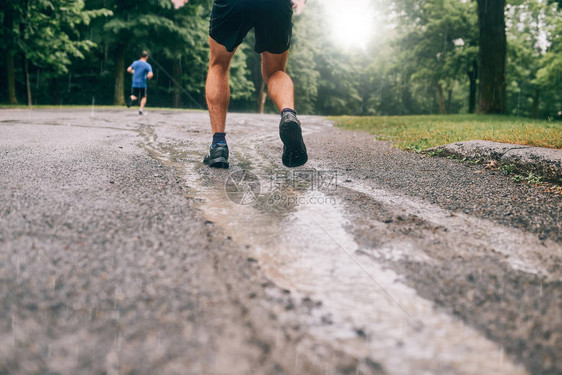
[533,2,562,116]
[525,172,543,184]
[499,163,516,175]
[290,1,362,115]
[229,48,255,102]
[0,0,560,118]
[511,171,545,184]
[506,0,562,118]
[0,0,110,74]
[287,7,321,114]
[393,0,477,113]
[92,0,212,105]
[315,50,362,115]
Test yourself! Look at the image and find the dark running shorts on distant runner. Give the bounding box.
[209,0,293,54]
[131,87,147,99]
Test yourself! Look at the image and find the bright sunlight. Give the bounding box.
[322,0,377,50]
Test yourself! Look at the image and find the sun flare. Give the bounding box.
[322,0,376,50]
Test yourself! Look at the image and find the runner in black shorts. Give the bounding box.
[209,0,293,54]
[172,0,308,168]
[126,51,153,115]
[131,87,147,101]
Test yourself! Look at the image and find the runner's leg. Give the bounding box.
[206,37,236,134]
[140,95,147,111]
[261,51,294,111]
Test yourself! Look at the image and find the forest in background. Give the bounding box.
[1,0,561,119]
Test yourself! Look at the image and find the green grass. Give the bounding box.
[331,114,562,150]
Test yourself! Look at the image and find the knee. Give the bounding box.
[209,57,231,74]
[262,68,285,84]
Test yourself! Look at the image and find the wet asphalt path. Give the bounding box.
[0,108,560,375]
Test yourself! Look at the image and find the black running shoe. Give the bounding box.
[279,112,308,167]
[126,97,132,108]
[203,143,229,168]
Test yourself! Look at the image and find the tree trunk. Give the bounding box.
[6,51,18,105]
[467,59,478,113]
[113,46,125,106]
[436,83,446,114]
[531,89,540,118]
[172,59,183,108]
[477,0,506,114]
[257,79,266,114]
[447,88,453,114]
[401,73,413,114]
[24,57,32,107]
[49,78,60,105]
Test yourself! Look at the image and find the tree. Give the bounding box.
[287,4,321,115]
[390,0,477,114]
[0,1,24,104]
[240,33,268,113]
[309,3,362,115]
[477,0,507,113]
[2,0,556,118]
[0,0,108,106]
[99,0,210,105]
[534,1,562,118]
[149,0,211,108]
[505,0,544,117]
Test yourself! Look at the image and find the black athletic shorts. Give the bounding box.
[131,87,147,99]
[209,0,293,54]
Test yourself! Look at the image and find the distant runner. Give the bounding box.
[172,0,308,168]
[127,51,154,115]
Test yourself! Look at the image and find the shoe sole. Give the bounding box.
[208,157,229,169]
[280,121,308,167]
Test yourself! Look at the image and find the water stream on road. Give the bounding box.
[138,115,528,375]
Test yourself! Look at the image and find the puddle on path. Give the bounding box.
[140,120,528,375]
[195,191,526,374]
[342,183,561,281]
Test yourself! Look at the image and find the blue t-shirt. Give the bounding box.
[130,60,153,88]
